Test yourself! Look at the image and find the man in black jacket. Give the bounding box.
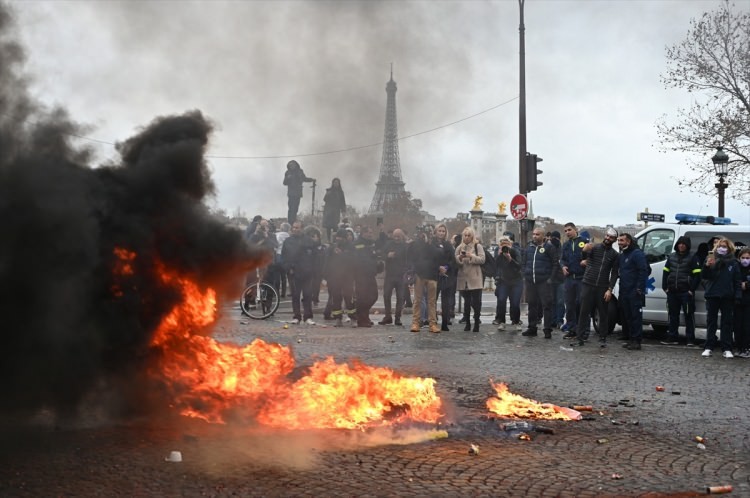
[283,160,314,223]
[281,220,318,325]
[494,236,523,330]
[522,228,559,338]
[571,227,620,348]
[660,236,701,346]
[379,228,408,326]
[352,226,382,327]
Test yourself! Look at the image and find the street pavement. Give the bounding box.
[1,289,749,497]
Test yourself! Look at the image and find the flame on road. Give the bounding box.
[113,249,444,429]
[486,382,579,420]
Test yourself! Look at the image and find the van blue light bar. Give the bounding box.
[675,213,732,225]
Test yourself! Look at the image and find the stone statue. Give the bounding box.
[472,196,483,211]
[498,202,506,215]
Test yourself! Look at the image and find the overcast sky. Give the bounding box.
[9,0,750,227]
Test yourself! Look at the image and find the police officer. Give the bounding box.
[352,225,382,327]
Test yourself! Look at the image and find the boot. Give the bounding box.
[441,318,449,332]
[378,316,393,325]
[394,316,403,326]
[623,340,641,350]
[463,316,471,331]
[334,316,343,328]
[410,321,420,333]
[429,323,441,334]
[472,320,480,332]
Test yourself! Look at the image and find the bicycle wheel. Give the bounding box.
[241,283,279,319]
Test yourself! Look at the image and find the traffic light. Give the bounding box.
[525,153,543,191]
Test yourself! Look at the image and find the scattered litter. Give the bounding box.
[697,443,706,450]
[610,419,622,425]
[559,346,574,351]
[671,391,681,395]
[499,421,555,434]
[457,386,465,394]
[283,324,289,329]
[706,485,733,494]
[695,436,705,443]
[581,416,596,421]
[518,432,532,441]
[596,438,609,444]
[611,473,623,480]
[165,450,182,463]
[655,386,665,392]
[631,420,640,426]
[468,444,480,455]
[239,321,248,325]
[571,405,593,411]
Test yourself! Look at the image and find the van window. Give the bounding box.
[639,229,675,264]
[685,231,748,262]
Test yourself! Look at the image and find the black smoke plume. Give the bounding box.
[0,4,258,418]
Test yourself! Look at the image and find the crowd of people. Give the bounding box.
[243,162,750,358]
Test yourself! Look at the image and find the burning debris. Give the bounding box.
[486,382,581,421]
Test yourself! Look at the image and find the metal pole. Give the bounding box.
[716,179,726,218]
[518,0,527,197]
[311,180,317,219]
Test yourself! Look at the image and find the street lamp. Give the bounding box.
[711,146,729,217]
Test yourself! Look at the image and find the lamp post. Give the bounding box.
[711,146,729,218]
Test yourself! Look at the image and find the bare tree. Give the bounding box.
[656,0,749,204]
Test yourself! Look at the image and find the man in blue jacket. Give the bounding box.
[617,233,650,350]
[522,228,558,338]
[560,222,587,338]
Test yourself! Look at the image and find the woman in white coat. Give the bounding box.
[455,227,485,332]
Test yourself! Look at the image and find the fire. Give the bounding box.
[486,382,579,420]
[118,248,443,429]
[257,357,442,430]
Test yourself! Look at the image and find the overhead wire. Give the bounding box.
[56,96,518,159]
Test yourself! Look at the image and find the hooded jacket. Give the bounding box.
[662,236,701,293]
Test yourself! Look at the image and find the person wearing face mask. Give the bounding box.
[701,237,742,358]
[735,247,750,358]
[570,227,620,348]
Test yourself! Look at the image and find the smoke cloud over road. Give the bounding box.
[0,5,258,418]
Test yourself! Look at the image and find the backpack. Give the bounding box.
[475,244,496,280]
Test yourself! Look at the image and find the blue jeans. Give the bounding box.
[495,280,523,324]
[705,297,734,351]
[666,290,695,342]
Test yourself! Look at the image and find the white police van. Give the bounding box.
[630,213,749,334]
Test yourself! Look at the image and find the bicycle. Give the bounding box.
[240,268,280,319]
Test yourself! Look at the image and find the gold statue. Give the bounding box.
[498,202,506,215]
[472,196,483,211]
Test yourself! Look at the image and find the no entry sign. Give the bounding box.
[510,194,528,220]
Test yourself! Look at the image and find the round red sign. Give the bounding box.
[510,194,528,220]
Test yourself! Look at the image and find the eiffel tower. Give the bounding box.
[368,67,409,214]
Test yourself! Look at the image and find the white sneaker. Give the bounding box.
[342,316,351,323]
[722,350,734,359]
[701,349,712,358]
[305,318,316,325]
[290,319,300,325]
[497,323,506,331]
